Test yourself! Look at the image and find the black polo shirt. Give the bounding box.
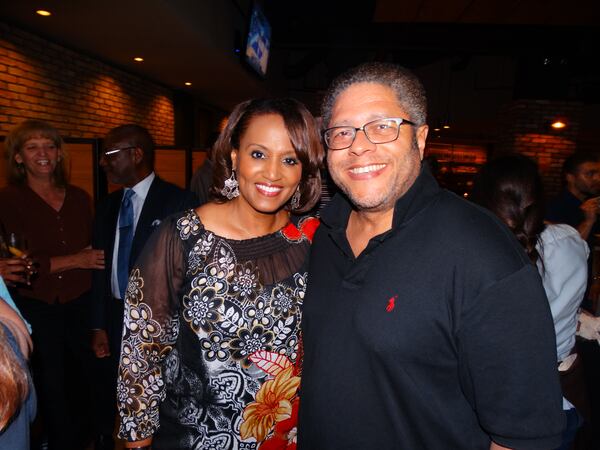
[546,189,586,228]
[298,167,564,450]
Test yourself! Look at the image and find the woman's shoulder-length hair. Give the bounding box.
[4,120,67,187]
[210,98,324,213]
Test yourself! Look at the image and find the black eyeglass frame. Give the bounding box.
[323,117,416,150]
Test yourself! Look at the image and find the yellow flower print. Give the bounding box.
[239,365,300,442]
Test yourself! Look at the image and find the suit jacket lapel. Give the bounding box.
[130,177,164,267]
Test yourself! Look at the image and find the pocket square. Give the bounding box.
[151,219,161,227]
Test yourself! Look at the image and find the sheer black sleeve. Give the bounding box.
[116,216,187,442]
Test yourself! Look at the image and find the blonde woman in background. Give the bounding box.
[0,120,104,450]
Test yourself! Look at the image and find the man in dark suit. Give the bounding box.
[90,124,197,448]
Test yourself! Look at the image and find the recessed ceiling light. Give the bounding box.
[185,82,192,86]
[133,57,144,62]
[36,10,51,16]
[443,125,450,129]
[551,120,566,129]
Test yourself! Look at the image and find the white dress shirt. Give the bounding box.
[111,172,155,299]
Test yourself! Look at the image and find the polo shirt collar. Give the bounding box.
[321,164,442,235]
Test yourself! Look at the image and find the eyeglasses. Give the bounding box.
[323,117,416,150]
[100,146,136,158]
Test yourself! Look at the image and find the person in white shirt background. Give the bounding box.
[472,154,600,450]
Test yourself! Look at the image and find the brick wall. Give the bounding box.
[0,22,174,144]
[497,99,583,196]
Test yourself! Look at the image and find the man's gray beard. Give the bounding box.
[328,137,421,212]
[335,180,399,212]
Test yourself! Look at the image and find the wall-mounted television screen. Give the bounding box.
[244,3,271,77]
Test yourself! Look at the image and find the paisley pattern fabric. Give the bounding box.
[117,210,314,449]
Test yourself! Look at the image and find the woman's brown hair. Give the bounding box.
[0,324,29,431]
[211,98,324,213]
[471,154,545,264]
[4,120,67,187]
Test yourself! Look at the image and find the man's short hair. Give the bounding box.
[321,62,427,129]
[563,152,600,175]
[105,124,155,169]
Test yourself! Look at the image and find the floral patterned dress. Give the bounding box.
[117,209,317,450]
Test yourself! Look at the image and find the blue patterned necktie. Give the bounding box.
[117,188,135,299]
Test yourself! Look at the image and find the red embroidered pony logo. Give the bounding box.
[386,295,398,312]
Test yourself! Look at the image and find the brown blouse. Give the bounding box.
[0,184,93,304]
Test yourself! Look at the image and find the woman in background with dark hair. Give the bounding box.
[472,154,588,450]
[117,98,323,449]
[0,120,104,450]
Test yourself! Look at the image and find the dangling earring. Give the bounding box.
[221,170,240,200]
[290,185,301,210]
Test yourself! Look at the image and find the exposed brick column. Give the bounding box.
[0,22,175,144]
[497,99,583,197]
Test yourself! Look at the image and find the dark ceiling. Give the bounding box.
[264,0,600,100]
[262,0,600,139]
[1,0,599,132]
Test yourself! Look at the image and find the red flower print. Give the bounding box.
[282,223,303,241]
[260,397,299,450]
[281,217,320,243]
[298,217,320,242]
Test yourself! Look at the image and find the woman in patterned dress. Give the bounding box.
[118,98,323,450]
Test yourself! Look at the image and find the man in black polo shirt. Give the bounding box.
[298,62,564,450]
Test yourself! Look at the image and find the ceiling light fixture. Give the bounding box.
[36,10,51,16]
[133,57,144,62]
[185,82,192,86]
[551,120,566,129]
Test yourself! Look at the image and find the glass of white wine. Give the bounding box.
[8,233,36,285]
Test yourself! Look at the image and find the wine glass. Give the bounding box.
[8,233,36,285]
[0,234,9,258]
